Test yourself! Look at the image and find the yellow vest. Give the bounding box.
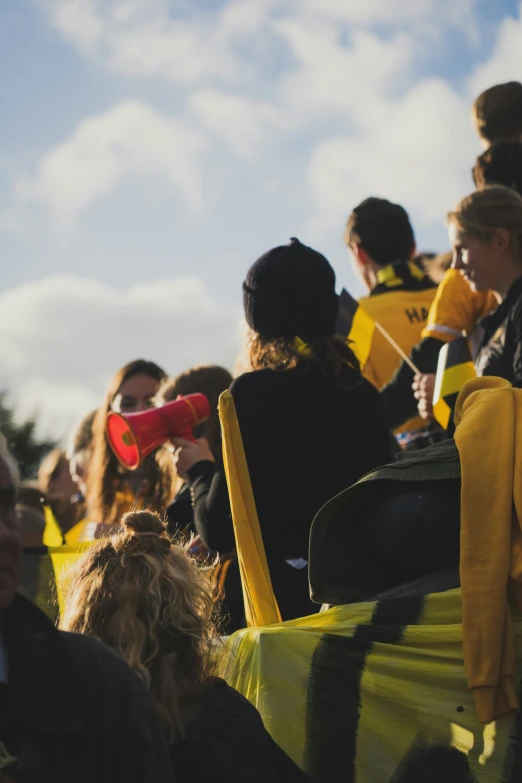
[360,262,437,432]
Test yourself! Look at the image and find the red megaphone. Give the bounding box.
[106,393,210,471]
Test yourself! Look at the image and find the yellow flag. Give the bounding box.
[433,337,476,430]
[218,390,281,627]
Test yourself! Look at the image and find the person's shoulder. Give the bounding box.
[60,630,140,687]
[198,677,265,731]
[230,368,288,398]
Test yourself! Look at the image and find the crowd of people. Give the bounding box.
[2,79,522,781]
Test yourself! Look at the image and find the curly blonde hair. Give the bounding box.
[60,510,218,741]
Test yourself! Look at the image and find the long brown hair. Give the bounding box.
[155,365,232,454]
[248,333,361,389]
[86,359,175,524]
[60,511,218,741]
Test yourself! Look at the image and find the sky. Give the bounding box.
[1,0,522,439]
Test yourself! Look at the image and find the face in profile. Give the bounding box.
[0,454,22,609]
[450,223,504,293]
[111,373,161,414]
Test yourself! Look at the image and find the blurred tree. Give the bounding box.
[0,393,56,478]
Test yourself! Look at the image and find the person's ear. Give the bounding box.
[352,243,370,267]
[494,228,512,254]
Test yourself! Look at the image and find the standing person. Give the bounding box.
[171,238,393,620]
[345,197,437,433]
[37,448,79,535]
[472,139,522,194]
[416,186,522,421]
[380,141,522,433]
[61,510,308,783]
[85,359,175,536]
[472,81,522,149]
[156,365,233,536]
[0,437,175,782]
[64,409,97,543]
[157,365,243,632]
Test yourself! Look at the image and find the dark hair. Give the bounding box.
[155,365,232,455]
[86,360,174,524]
[473,82,522,144]
[472,140,522,194]
[345,197,415,267]
[249,333,361,390]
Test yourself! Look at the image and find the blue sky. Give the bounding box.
[0,0,521,436]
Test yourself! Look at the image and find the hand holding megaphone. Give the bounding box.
[106,393,210,471]
[171,436,215,481]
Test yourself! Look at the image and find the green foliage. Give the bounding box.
[0,393,56,479]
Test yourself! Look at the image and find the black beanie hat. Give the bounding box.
[243,237,339,341]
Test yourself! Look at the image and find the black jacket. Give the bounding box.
[475,276,522,385]
[172,678,308,782]
[0,594,174,783]
[180,364,393,619]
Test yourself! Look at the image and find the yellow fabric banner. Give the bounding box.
[218,390,281,627]
[222,589,522,781]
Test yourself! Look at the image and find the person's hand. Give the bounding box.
[171,437,215,481]
[413,373,436,422]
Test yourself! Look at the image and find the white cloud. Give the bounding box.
[467,3,522,97]
[12,100,209,222]
[0,275,242,439]
[43,0,274,85]
[190,90,291,158]
[43,0,104,53]
[274,19,414,119]
[307,79,480,235]
[298,0,480,29]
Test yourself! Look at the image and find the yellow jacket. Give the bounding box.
[361,261,437,432]
[422,268,497,342]
[455,376,522,723]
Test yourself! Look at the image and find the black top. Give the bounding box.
[185,363,393,562]
[0,594,174,783]
[172,678,308,782]
[475,276,522,385]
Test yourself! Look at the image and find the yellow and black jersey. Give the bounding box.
[421,267,496,342]
[360,261,437,432]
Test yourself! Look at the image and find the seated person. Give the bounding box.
[61,510,308,783]
[0,437,174,782]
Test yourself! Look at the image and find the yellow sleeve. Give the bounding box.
[421,268,496,342]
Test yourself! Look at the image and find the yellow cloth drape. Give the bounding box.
[218,390,281,627]
[455,376,522,723]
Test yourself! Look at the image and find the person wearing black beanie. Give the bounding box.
[170,238,394,621]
